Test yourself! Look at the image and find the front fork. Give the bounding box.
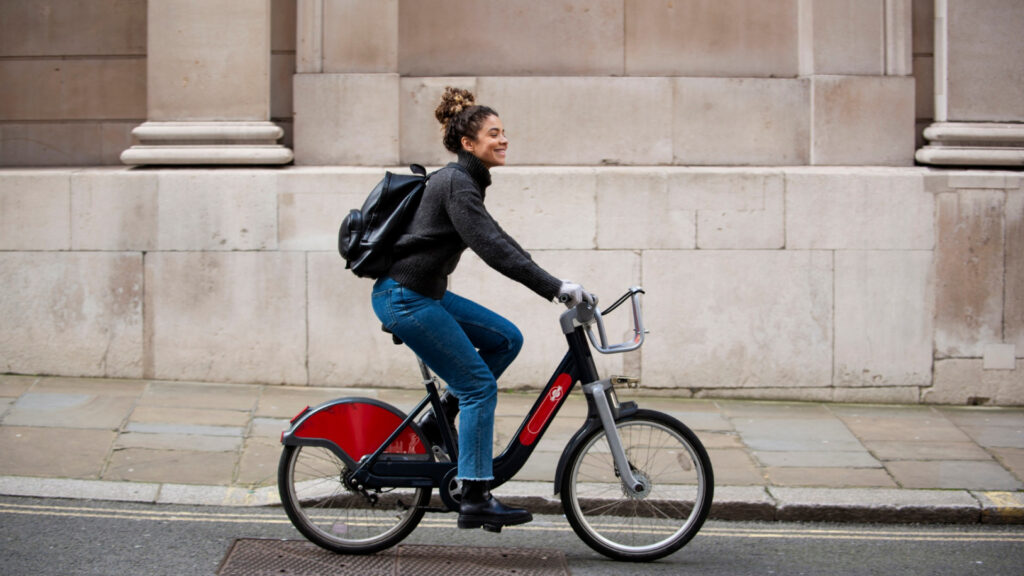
[580,377,647,495]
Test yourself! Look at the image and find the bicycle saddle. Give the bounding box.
[381,325,403,345]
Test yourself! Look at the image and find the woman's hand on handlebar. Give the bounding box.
[557,281,596,308]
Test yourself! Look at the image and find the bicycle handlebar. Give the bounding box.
[560,286,646,354]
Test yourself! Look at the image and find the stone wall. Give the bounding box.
[0,0,297,166]
[1,0,1022,404]
[294,0,919,167]
[2,167,1021,404]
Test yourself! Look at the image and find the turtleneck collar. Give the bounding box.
[456,150,492,190]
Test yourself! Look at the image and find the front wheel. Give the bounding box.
[560,409,714,561]
[278,445,430,554]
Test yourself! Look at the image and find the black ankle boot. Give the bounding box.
[419,392,459,449]
[458,480,533,532]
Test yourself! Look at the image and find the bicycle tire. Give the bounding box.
[278,444,430,554]
[560,409,714,561]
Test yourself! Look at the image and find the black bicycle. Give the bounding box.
[278,287,713,561]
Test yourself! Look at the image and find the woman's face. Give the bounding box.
[461,115,508,168]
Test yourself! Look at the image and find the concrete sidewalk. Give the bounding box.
[1,374,1022,525]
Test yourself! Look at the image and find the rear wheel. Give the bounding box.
[278,444,430,554]
[560,409,713,561]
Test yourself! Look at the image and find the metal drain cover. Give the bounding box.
[217,539,570,576]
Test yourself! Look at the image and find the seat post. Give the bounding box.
[417,356,433,385]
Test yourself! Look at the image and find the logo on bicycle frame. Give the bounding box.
[519,373,572,446]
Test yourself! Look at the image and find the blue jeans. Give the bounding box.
[371,277,523,481]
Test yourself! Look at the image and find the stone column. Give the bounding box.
[917,0,1024,166]
[121,0,292,165]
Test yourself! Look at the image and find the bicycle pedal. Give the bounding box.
[431,445,451,462]
[481,524,502,534]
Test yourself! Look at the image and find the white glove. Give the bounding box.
[557,281,595,308]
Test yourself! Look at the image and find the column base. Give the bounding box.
[121,122,293,166]
[916,122,1024,167]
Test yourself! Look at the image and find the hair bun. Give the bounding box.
[435,86,477,127]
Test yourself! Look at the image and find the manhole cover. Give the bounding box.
[217,539,570,576]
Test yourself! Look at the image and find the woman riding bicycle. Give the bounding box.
[371,87,593,531]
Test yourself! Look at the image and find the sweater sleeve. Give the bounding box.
[445,182,563,301]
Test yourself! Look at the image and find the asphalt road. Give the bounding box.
[1,496,1023,576]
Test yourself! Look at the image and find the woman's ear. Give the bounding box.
[461,135,475,153]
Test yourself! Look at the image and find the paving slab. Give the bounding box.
[138,381,261,411]
[3,392,135,429]
[753,450,882,468]
[104,447,238,485]
[989,447,1024,480]
[862,439,993,461]
[0,375,38,396]
[128,405,251,428]
[885,460,1023,491]
[765,467,897,488]
[0,426,114,478]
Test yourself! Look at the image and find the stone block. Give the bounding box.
[398,0,624,76]
[946,0,1024,122]
[144,252,307,385]
[673,78,810,165]
[485,168,597,250]
[449,250,643,389]
[834,250,934,387]
[71,170,158,251]
[147,0,271,121]
[322,0,397,73]
[0,0,146,57]
[785,170,933,250]
[0,252,143,377]
[625,0,799,77]
[926,359,1024,405]
[984,344,1017,371]
[596,169,696,250]
[811,76,916,165]
[277,168,385,251]
[399,77,477,166]
[1007,191,1024,350]
[830,386,922,404]
[154,170,278,251]
[809,0,884,75]
[642,250,833,389]
[0,58,146,121]
[934,190,1004,357]
[0,122,137,167]
[0,171,70,250]
[293,73,400,165]
[307,251,421,387]
[477,77,673,165]
[688,171,786,249]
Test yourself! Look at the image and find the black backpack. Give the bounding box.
[338,164,429,278]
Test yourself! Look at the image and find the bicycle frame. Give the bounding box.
[281,287,647,505]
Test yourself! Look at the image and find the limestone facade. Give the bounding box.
[1,1,1021,404]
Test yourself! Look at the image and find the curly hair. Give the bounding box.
[435,87,499,154]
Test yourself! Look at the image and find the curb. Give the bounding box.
[2,476,1021,525]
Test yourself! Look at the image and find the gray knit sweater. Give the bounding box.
[387,152,563,301]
